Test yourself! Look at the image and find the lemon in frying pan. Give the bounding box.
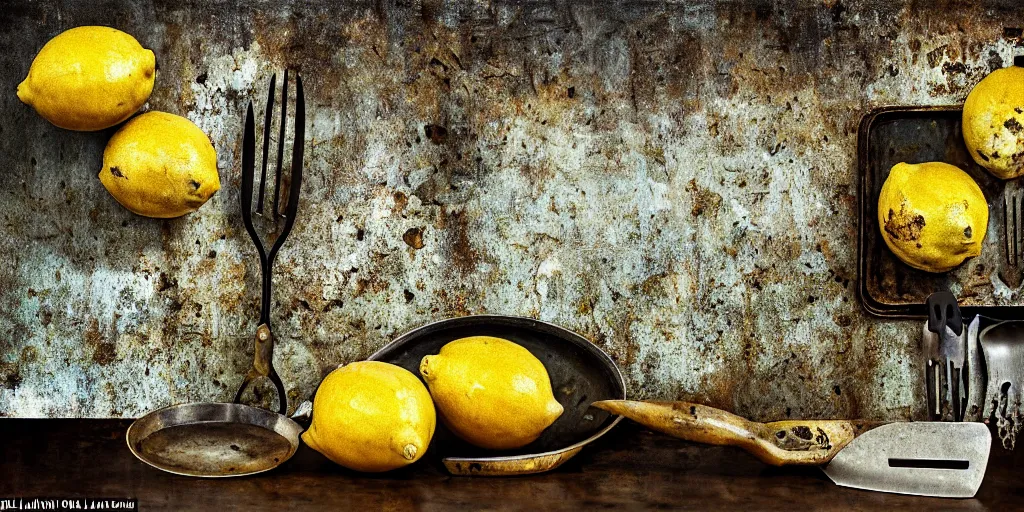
[419,336,563,450]
[99,111,220,218]
[17,26,155,131]
[963,64,1024,179]
[302,361,436,472]
[877,161,988,273]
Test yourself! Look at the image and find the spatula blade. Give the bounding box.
[823,422,990,498]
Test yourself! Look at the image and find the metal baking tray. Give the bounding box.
[857,105,1024,319]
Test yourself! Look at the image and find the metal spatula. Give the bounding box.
[593,400,991,498]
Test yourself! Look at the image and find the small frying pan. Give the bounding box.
[126,328,305,477]
[126,401,303,477]
[368,314,626,476]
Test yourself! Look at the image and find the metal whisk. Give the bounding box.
[233,70,305,415]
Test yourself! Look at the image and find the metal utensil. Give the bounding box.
[978,320,1024,450]
[923,291,966,421]
[368,315,626,476]
[127,72,307,477]
[593,400,991,498]
[965,314,986,423]
[234,69,306,415]
[1002,186,1023,289]
[126,402,303,477]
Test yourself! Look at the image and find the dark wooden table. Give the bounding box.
[1,419,1022,511]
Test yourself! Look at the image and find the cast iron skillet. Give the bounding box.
[368,314,626,476]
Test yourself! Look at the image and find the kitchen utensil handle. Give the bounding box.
[233,323,288,415]
[926,291,963,336]
[591,400,869,466]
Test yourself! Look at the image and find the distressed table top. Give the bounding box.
[2,1,1024,422]
[2,419,1022,511]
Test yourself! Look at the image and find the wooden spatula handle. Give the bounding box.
[592,400,876,466]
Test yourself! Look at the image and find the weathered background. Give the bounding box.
[1,0,1022,419]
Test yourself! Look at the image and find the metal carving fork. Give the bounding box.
[233,70,305,415]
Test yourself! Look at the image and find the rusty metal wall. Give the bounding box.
[1,0,1021,419]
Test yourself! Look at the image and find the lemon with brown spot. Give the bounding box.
[302,361,436,473]
[963,61,1024,179]
[878,162,988,273]
[100,111,220,218]
[17,26,155,131]
[420,336,564,451]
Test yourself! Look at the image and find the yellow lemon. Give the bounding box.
[100,111,220,218]
[420,336,563,451]
[302,361,436,473]
[17,26,155,131]
[963,64,1024,179]
[878,162,988,273]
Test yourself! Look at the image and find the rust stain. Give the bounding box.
[4,0,1021,420]
[883,204,926,242]
[444,209,478,274]
[403,227,425,249]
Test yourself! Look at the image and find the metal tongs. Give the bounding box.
[923,291,966,421]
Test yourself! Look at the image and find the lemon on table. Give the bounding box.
[17,26,155,131]
[302,361,436,473]
[963,63,1024,179]
[99,111,220,218]
[877,162,988,273]
[419,336,563,451]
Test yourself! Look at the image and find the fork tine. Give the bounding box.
[255,73,276,216]
[283,73,304,220]
[272,69,289,218]
[265,72,304,265]
[240,102,256,224]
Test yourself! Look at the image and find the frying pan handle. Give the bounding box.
[233,324,288,416]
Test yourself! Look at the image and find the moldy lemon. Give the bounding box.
[100,111,220,218]
[420,336,563,451]
[17,26,155,131]
[302,361,436,473]
[963,61,1024,179]
[877,162,988,273]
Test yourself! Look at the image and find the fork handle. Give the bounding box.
[233,324,288,415]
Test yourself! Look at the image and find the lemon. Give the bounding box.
[963,64,1024,179]
[301,361,436,473]
[419,336,563,450]
[99,111,220,218]
[878,162,988,273]
[17,26,155,131]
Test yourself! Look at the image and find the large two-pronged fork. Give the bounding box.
[233,70,305,415]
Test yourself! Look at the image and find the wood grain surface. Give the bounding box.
[1,419,1021,511]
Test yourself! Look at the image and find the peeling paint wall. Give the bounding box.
[1,0,1022,420]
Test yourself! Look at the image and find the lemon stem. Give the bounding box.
[402,444,417,460]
